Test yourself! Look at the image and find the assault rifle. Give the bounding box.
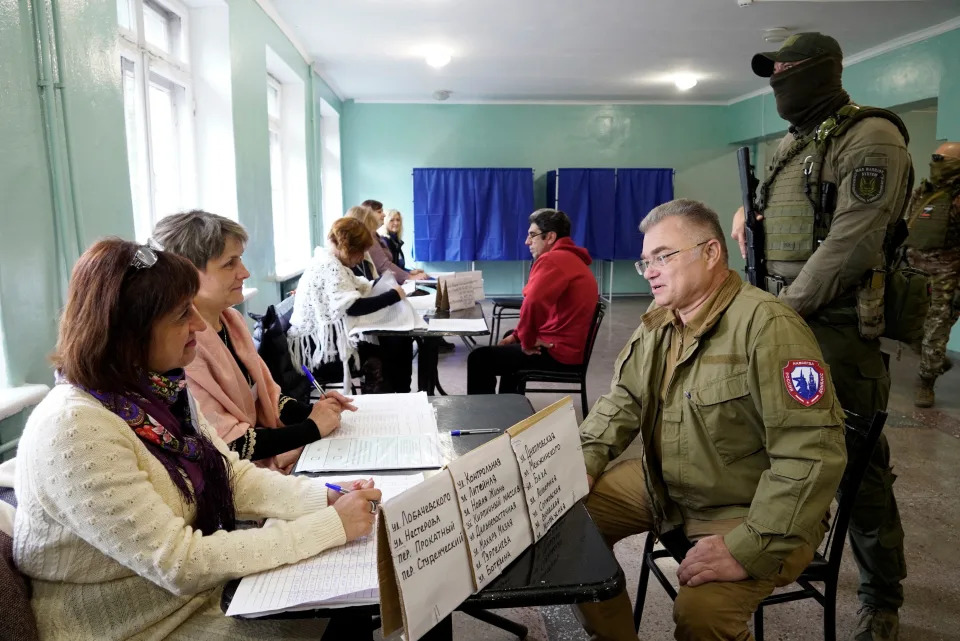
[737,146,766,288]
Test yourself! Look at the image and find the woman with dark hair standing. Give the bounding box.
[13,238,380,639]
[153,211,353,474]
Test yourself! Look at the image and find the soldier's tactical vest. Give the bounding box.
[905,180,960,250]
[760,104,911,267]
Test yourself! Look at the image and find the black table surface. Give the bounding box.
[222,394,623,617]
[365,302,489,338]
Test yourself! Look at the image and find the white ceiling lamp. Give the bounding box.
[763,28,791,43]
[672,73,698,91]
[424,47,452,69]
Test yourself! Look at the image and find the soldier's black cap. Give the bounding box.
[752,32,843,77]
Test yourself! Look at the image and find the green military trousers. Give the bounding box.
[807,319,907,611]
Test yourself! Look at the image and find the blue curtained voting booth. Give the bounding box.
[412,168,534,262]
[547,167,674,260]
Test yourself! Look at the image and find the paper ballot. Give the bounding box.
[426,318,488,333]
[294,393,444,473]
[226,474,424,618]
[348,272,428,334]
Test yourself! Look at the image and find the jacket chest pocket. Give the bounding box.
[690,372,763,465]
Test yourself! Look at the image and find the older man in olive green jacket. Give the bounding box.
[576,199,847,641]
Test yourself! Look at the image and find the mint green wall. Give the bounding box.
[0,0,337,388]
[728,28,960,143]
[341,103,743,295]
[0,0,132,388]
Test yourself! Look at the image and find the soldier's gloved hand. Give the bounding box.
[731,206,764,260]
[677,534,748,587]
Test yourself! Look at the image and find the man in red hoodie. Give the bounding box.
[467,209,598,394]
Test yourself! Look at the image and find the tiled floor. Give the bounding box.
[405,296,960,641]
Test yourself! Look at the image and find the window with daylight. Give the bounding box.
[118,0,198,241]
[0,313,7,389]
[265,48,309,278]
[319,98,343,238]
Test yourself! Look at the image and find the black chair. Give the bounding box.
[489,297,522,345]
[632,410,889,641]
[514,301,605,416]
[251,295,362,397]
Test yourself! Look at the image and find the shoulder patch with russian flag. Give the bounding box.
[782,359,826,407]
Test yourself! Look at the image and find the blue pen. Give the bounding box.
[300,365,327,399]
[450,429,500,436]
[325,482,380,513]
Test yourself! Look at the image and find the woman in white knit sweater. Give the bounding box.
[13,239,381,640]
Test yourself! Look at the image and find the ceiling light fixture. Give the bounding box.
[763,27,791,43]
[425,48,452,69]
[673,74,698,91]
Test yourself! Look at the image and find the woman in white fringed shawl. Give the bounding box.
[287,217,414,393]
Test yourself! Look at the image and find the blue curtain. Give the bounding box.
[557,169,617,260]
[546,170,557,210]
[613,168,674,259]
[413,168,533,261]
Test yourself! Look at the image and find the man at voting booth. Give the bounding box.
[576,199,847,641]
[466,208,598,394]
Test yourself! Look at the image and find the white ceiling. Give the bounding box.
[271,0,960,103]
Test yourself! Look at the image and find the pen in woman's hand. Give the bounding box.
[300,365,327,400]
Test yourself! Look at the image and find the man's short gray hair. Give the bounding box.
[151,210,249,270]
[639,199,728,263]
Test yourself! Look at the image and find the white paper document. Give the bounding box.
[426,318,488,333]
[227,474,424,618]
[380,471,475,641]
[294,393,444,473]
[510,398,590,540]
[446,434,533,590]
[440,272,485,311]
[348,299,427,334]
[408,294,436,312]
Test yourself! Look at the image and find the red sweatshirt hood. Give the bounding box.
[543,236,592,265]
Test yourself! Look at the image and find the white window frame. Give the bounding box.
[265,48,310,278]
[319,98,343,241]
[267,74,288,269]
[0,307,8,389]
[118,0,198,241]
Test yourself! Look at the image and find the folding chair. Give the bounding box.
[633,410,889,641]
[515,301,605,416]
[489,297,522,345]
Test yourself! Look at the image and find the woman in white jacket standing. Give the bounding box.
[13,238,380,640]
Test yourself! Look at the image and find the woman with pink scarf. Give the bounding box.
[153,211,353,473]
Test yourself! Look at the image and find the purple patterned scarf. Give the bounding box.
[75,370,235,534]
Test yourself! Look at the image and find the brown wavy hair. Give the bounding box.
[328,217,374,256]
[53,238,200,393]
